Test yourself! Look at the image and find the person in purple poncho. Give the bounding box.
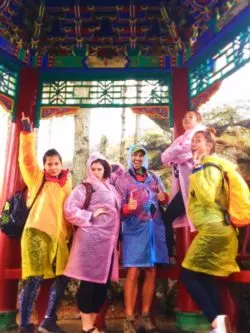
[115,144,169,333]
[110,163,125,186]
[63,153,121,333]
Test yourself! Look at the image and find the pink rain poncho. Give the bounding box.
[161,124,206,231]
[63,153,121,283]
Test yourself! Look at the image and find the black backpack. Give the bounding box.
[0,178,46,239]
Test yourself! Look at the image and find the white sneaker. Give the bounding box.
[216,315,232,333]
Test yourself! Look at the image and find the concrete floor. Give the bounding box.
[3,318,250,333]
[3,317,196,333]
[3,311,248,333]
[56,318,192,332]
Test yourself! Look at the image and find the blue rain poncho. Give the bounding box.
[115,145,169,267]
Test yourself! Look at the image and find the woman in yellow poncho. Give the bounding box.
[18,114,71,333]
[180,128,239,333]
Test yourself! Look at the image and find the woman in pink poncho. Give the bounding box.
[161,110,206,257]
[64,153,121,333]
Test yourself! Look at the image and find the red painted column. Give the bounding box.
[0,123,22,315]
[172,68,189,138]
[0,68,39,321]
[171,68,199,314]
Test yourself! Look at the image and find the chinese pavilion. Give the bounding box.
[0,1,250,332]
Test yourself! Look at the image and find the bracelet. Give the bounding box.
[22,119,32,132]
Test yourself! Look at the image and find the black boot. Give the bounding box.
[38,317,66,333]
[18,324,36,333]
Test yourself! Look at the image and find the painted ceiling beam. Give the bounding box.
[44,0,164,6]
[30,1,46,53]
[40,67,172,82]
[185,4,250,69]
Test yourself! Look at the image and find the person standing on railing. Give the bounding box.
[161,110,206,260]
[180,128,239,333]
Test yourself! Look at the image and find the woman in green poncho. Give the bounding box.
[181,128,239,333]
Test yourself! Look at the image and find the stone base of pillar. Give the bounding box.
[176,311,210,332]
[0,311,17,331]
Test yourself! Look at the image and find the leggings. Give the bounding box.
[19,275,69,327]
[180,268,222,323]
[77,253,114,314]
[163,191,185,256]
[76,280,109,314]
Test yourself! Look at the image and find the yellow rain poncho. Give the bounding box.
[182,155,239,277]
[19,132,71,279]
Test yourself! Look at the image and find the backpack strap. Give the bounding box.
[28,176,46,213]
[203,162,223,173]
[203,162,226,189]
[82,182,94,209]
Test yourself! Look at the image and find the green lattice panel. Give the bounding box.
[189,25,250,98]
[0,64,18,97]
[41,79,169,107]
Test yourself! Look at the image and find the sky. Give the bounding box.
[200,62,250,109]
[36,107,161,165]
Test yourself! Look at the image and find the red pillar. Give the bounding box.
[172,68,190,139]
[171,69,207,330]
[0,68,40,328]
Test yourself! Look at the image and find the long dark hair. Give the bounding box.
[91,159,111,179]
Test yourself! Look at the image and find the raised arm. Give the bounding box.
[19,132,41,188]
[19,113,41,188]
[161,135,193,166]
